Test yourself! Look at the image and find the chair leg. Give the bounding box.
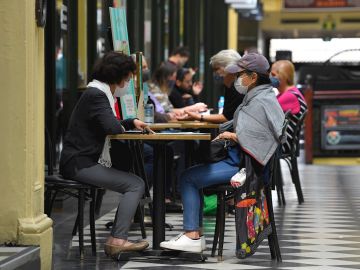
[265,186,282,262]
[268,233,276,260]
[277,163,286,206]
[72,214,79,236]
[138,205,147,239]
[135,141,153,222]
[217,192,226,260]
[291,158,304,204]
[95,188,106,216]
[211,194,221,257]
[78,189,85,259]
[90,188,97,255]
[47,190,59,217]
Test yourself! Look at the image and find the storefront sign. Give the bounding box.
[322,105,360,150]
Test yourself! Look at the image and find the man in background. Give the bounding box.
[166,46,191,69]
[170,68,203,108]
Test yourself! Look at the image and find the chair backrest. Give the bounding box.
[291,110,307,156]
[283,109,307,156]
[280,111,291,144]
[269,116,289,189]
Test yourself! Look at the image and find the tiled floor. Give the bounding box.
[52,159,360,270]
[0,246,40,269]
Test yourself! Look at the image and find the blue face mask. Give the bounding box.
[270,76,280,88]
[213,74,224,84]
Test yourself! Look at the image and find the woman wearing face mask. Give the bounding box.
[148,62,207,119]
[270,60,307,153]
[159,53,284,253]
[180,49,245,123]
[60,52,150,256]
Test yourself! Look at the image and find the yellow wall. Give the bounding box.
[0,1,53,269]
[78,0,88,86]
[228,8,238,50]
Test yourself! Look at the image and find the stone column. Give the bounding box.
[0,1,53,269]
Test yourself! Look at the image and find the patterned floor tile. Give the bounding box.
[52,158,360,270]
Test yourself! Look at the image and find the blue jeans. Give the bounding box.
[180,146,242,231]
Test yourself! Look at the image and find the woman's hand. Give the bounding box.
[187,102,207,113]
[177,110,201,121]
[167,112,178,121]
[213,131,238,142]
[133,119,155,134]
[133,119,147,131]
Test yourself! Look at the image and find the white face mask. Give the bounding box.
[234,77,248,95]
[114,81,129,97]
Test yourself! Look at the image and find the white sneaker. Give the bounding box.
[230,168,246,188]
[201,235,206,251]
[160,233,202,252]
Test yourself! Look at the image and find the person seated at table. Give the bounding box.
[270,60,307,153]
[160,53,285,252]
[148,62,207,117]
[169,68,203,108]
[178,49,245,123]
[129,54,174,123]
[59,51,149,256]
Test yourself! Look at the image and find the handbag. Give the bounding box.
[234,153,272,259]
[203,139,237,163]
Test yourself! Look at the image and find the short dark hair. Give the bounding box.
[176,68,192,81]
[91,51,136,84]
[171,46,190,58]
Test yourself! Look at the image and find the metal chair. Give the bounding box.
[206,152,282,261]
[277,111,307,204]
[207,118,289,260]
[44,129,97,259]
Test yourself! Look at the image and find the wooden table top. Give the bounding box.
[148,121,219,130]
[148,123,183,130]
[178,121,219,129]
[109,132,211,141]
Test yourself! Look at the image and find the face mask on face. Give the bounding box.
[142,70,151,82]
[270,76,280,88]
[234,77,248,95]
[114,81,129,97]
[213,74,224,84]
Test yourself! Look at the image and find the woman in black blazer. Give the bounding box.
[60,52,149,255]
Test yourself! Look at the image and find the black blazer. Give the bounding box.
[59,87,135,178]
